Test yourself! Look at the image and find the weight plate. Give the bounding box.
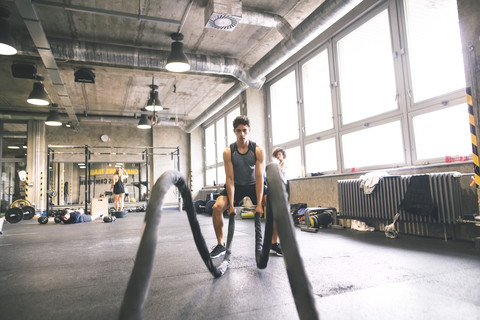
[5,207,23,223]
[114,211,127,218]
[194,200,206,213]
[22,206,35,220]
[205,199,215,215]
[38,216,48,224]
[9,199,32,209]
[54,216,62,224]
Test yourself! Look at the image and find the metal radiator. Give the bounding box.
[338,173,472,224]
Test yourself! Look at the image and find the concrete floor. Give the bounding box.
[1,209,479,320]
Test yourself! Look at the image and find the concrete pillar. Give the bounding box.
[27,120,47,214]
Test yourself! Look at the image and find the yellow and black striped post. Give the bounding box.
[189,171,193,194]
[25,172,29,201]
[40,172,43,201]
[467,87,480,187]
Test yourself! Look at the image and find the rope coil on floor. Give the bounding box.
[119,164,318,320]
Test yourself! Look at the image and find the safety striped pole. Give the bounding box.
[467,87,480,187]
[25,172,29,201]
[40,172,43,200]
[189,171,193,194]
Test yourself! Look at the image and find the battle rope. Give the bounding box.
[119,164,318,319]
[254,203,273,269]
[265,163,319,320]
[119,170,233,319]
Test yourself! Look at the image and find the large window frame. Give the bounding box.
[266,0,468,178]
[203,106,241,186]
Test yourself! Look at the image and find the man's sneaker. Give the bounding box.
[270,243,283,256]
[210,244,226,258]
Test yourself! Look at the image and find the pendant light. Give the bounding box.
[137,114,151,129]
[27,76,50,106]
[145,77,162,111]
[166,33,190,73]
[0,7,17,55]
[45,104,62,126]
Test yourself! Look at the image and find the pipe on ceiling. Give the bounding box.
[14,37,265,89]
[241,8,292,38]
[77,115,184,128]
[0,110,182,128]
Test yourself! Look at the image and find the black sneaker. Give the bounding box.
[210,244,226,258]
[270,243,283,256]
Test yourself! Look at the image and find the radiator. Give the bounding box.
[338,173,474,224]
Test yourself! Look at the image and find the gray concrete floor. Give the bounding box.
[1,209,479,320]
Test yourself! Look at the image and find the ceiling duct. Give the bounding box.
[205,0,242,31]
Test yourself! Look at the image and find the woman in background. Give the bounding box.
[272,147,287,175]
[111,166,128,212]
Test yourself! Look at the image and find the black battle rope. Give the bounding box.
[119,170,233,320]
[254,202,273,269]
[265,162,319,320]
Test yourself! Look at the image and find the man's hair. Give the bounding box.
[232,115,250,129]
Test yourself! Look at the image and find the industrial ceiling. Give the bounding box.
[0,0,361,132]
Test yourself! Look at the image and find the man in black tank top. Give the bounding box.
[210,115,283,258]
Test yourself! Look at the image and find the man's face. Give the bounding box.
[62,212,70,220]
[234,124,250,143]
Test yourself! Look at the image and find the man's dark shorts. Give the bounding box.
[220,184,268,206]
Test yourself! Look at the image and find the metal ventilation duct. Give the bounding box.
[205,0,242,31]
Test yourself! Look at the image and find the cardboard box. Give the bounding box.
[91,197,108,216]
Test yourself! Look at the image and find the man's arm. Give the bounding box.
[255,145,265,214]
[223,147,235,214]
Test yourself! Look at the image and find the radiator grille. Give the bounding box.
[338,173,469,224]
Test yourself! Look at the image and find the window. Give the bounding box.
[270,70,299,145]
[205,125,215,166]
[301,49,333,135]
[284,146,302,179]
[337,9,398,125]
[205,168,216,187]
[266,0,467,176]
[215,118,225,163]
[305,138,337,173]
[404,0,465,103]
[203,106,240,186]
[412,104,471,160]
[342,121,405,169]
[226,108,241,145]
